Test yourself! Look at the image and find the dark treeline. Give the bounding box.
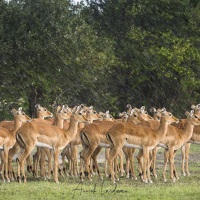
[0,0,199,120]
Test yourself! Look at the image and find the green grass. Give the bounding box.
[0,145,200,200]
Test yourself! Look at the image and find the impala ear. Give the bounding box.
[149,107,156,113]
[18,107,22,112]
[161,108,166,115]
[196,104,200,111]
[35,104,41,109]
[130,109,136,116]
[105,110,109,114]
[75,105,82,113]
[185,111,190,117]
[133,107,139,112]
[190,110,194,116]
[10,107,17,115]
[191,105,196,110]
[89,106,93,110]
[140,106,145,111]
[126,104,132,109]
[99,111,104,116]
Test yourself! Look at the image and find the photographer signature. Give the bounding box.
[72,180,128,198]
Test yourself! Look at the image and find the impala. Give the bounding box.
[181,104,200,176]
[32,104,70,179]
[15,105,88,183]
[61,106,102,177]
[0,107,31,182]
[8,104,53,180]
[80,108,144,181]
[158,110,200,182]
[106,108,179,183]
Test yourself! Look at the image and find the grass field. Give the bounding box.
[0,145,200,200]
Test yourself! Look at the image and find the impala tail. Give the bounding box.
[106,133,114,147]
[16,134,26,148]
[80,132,90,146]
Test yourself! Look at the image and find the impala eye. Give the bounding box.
[44,109,47,111]
[79,113,82,115]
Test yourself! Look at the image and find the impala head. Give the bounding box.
[10,107,31,123]
[85,106,102,122]
[185,110,200,126]
[149,107,161,120]
[99,110,115,121]
[191,104,200,118]
[72,105,89,123]
[127,108,143,124]
[160,108,179,124]
[119,111,128,122]
[55,105,71,120]
[126,104,133,114]
[35,104,53,119]
[135,106,153,121]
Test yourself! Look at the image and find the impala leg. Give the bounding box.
[108,146,121,183]
[75,147,79,175]
[40,148,46,179]
[114,156,119,181]
[17,146,34,183]
[4,148,10,182]
[163,149,169,182]
[128,148,137,180]
[35,148,41,178]
[65,147,71,175]
[173,150,179,180]
[151,147,158,178]
[185,143,191,176]
[82,145,98,181]
[44,148,53,179]
[61,147,69,175]
[137,149,144,181]
[0,151,3,175]
[71,145,78,177]
[181,145,186,176]
[119,150,124,176]
[91,146,103,179]
[169,148,175,182]
[123,148,130,178]
[32,147,40,177]
[142,147,151,183]
[1,151,5,182]
[26,155,32,172]
[105,148,110,177]
[53,149,60,183]
[8,143,21,181]
[79,150,84,177]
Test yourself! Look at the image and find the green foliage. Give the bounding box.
[0,0,200,120]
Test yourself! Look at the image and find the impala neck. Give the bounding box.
[36,113,45,120]
[66,115,79,138]
[53,117,64,129]
[13,118,23,135]
[78,122,85,129]
[182,121,195,141]
[153,114,159,121]
[157,117,169,140]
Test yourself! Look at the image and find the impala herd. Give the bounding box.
[0,103,199,184]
